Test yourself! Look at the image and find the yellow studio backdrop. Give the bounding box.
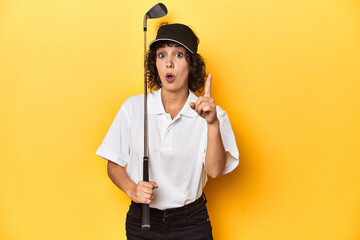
[1,0,360,239]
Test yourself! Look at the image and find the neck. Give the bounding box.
[161,88,189,119]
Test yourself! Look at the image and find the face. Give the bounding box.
[156,43,190,94]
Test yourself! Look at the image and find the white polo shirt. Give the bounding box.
[96,89,239,210]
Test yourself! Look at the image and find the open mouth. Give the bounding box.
[165,73,175,83]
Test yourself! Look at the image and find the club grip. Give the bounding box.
[142,204,150,230]
[142,157,150,230]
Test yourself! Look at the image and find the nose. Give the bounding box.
[166,57,174,68]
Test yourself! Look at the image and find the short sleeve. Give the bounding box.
[217,106,239,174]
[96,105,131,167]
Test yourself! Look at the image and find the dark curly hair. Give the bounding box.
[146,40,207,93]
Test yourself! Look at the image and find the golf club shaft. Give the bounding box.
[142,20,150,230]
[141,3,167,230]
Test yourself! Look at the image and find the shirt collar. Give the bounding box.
[148,88,198,118]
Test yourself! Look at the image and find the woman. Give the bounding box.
[96,23,239,239]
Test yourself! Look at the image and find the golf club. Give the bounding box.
[142,3,168,231]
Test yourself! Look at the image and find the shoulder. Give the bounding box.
[115,94,144,121]
[121,94,144,112]
[122,94,144,108]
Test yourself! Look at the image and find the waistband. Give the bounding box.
[130,193,207,216]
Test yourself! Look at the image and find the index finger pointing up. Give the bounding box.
[204,74,212,97]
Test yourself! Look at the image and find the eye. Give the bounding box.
[158,53,165,59]
[176,52,184,58]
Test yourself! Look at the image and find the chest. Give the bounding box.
[130,114,207,158]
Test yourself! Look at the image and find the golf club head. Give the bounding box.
[146,3,167,19]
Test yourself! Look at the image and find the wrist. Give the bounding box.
[125,182,136,200]
[207,118,219,128]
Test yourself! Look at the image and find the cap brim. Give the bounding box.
[148,38,195,54]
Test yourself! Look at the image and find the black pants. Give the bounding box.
[126,194,213,240]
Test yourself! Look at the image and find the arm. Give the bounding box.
[107,161,158,204]
[190,74,227,178]
[204,120,227,178]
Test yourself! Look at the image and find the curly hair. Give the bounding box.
[146,41,207,93]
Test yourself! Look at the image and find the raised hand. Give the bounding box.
[189,74,218,124]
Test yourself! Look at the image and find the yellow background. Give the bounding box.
[1,0,360,239]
